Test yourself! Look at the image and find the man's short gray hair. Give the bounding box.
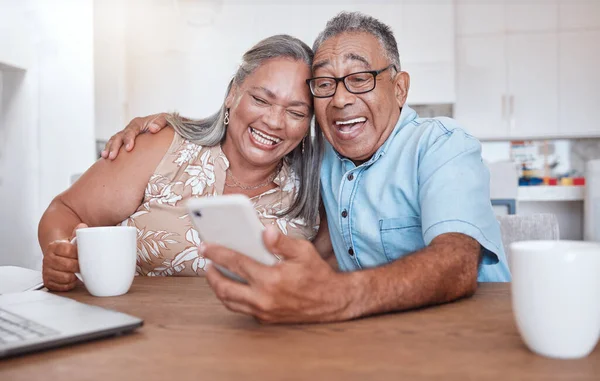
[313,12,401,71]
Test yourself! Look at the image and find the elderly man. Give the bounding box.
[103,12,510,323]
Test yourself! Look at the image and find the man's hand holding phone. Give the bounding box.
[200,225,355,324]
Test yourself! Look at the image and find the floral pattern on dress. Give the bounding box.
[145,175,183,208]
[122,133,319,277]
[174,141,203,167]
[184,150,216,196]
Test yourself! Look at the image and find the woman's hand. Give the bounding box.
[101,113,169,160]
[42,223,87,291]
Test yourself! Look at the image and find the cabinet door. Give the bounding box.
[456,1,505,36]
[559,0,600,30]
[401,0,455,104]
[559,31,600,137]
[506,2,558,32]
[507,33,559,138]
[401,0,453,63]
[404,62,455,104]
[455,36,508,139]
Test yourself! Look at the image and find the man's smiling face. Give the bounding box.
[312,32,409,163]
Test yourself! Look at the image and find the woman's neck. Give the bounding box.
[221,139,280,186]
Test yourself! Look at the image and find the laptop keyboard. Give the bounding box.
[0,308,59,344]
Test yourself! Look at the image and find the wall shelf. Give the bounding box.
[518,185,585,202]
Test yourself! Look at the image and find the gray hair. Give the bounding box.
[166,35,323,226]
[313,12,401,71]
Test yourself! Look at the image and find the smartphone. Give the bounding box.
[187,195,279,283]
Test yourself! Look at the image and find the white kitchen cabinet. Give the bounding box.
[456,33,560,140]
[457,33,559,140]
[455,36,508,139]
[558,31,600,137]
[505,2,558,33]
[456,0,600,140]
[456,0,558,36]
[401,1,454,63]
[456,2,505,36]
[405,62,455,105]
[559,0,600,30]
[507,33,559,138]
[401,0,455,104]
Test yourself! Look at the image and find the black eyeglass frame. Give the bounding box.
[306,64,397,98]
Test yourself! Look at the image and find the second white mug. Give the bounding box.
[510,240,600,359]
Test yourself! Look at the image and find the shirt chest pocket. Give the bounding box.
[379,216,426,262]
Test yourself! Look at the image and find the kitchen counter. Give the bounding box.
[518,186,585,202]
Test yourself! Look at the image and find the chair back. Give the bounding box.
[497,214,560,267]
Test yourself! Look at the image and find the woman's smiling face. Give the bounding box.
[224,57,313,168]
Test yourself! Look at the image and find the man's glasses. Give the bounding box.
[306,64,397,98]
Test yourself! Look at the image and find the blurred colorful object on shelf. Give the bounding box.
[560,177,574,186]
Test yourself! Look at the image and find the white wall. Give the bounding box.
[0,72,2,156]
[0,1,32,70]
[36,1,96,209]
[94,0,455,141]
[0,0,96,269]
[0,0,40,270]
[0,64,41,270]
[94,0,127,142]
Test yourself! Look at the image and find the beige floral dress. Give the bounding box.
[120,133,319,276]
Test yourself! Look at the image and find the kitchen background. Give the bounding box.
[1,0,599,269]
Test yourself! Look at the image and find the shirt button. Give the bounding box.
[341,210,348,218]
[348,247,354,256]
[347,173,354,181]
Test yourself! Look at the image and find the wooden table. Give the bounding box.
[1,278,598,380]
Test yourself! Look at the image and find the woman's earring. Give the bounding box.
[224,110,230,126]
[302,137,306,155]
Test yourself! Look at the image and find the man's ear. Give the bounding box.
[394,71,410,108]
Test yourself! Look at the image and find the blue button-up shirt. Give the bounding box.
[320,106,511,282]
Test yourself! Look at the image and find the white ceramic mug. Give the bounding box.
[71,226,137,297]
[510,240,600,359]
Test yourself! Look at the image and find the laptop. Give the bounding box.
[0,291,143,359]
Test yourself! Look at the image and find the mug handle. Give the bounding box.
[70,237,84,283]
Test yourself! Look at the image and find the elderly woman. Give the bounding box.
[39,35,331,291]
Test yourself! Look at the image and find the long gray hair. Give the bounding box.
[166,35,323,225]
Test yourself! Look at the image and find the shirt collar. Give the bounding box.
[371,105,417,160]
